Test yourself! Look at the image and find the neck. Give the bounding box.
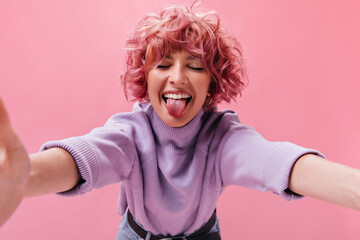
[149,105,205,151]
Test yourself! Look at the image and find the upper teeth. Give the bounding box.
[163,93,191,99]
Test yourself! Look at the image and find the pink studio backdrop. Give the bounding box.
[1,0,360,239]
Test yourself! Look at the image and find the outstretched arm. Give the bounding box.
[0,97,80,227]
[289,154,360,210]
[25,148,80,197]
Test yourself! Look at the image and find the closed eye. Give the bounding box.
[157,65,170,69]
[189,66,204,71]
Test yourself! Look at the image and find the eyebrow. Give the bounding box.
[164,55,200,61]
[186,56,200,61]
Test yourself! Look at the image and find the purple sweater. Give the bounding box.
[41,102,322,235]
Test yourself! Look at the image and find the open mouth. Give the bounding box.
[162,93,192,104]
[162,93,192,118]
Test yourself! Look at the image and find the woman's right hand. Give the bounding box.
[0,97,31,227]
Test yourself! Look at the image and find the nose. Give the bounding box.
[169,65,188,85]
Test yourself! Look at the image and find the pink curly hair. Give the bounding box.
[121,5,248,111]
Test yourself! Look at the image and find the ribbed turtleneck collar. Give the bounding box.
[139,103,204,152]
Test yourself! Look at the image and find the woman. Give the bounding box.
[1,5,360,240]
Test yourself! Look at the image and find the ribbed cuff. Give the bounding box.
[263,142,325,201]
[40,137,99,196]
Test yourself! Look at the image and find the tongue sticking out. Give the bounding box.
[165,98,187,118]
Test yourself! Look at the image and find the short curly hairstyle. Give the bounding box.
[121,6,248,111]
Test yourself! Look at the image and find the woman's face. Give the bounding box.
[147,51,211,127]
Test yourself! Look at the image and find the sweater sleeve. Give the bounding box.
[220,125,324,201]
[40,119,135,197]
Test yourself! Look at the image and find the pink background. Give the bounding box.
[1,0,360,239]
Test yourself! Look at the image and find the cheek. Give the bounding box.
[146,73,157,95]
[147,71,166,92]
[196,77,211,97]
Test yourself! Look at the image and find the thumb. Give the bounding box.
[0,97,12,129]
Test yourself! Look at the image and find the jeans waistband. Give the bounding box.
[126,210,221,240]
